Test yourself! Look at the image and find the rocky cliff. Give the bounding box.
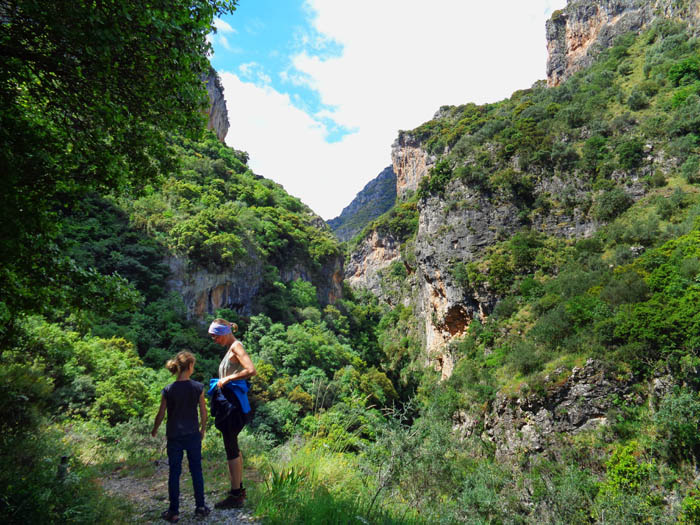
[203,68,230,142]
[454,359,637,458]
[327,166,397,242]
[349,132,611,378]
[345,230,402,297]
[392,132,436,199]
[167,248,343,320]
[167,252,263,318]
[546,0,700,86]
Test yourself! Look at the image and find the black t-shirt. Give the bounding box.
[162,379,204,438]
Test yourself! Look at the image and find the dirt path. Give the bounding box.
[100,460,262,524]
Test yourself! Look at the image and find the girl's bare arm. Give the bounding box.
[151,395,167,437]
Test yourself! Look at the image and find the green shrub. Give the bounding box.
[507,339,545,375]
[457,461,518,522]
[667,133,699,165]
[580,135,610,174]
[648,170,667,188]
[680,493,700,525]
[417,159,453,198]
[252,398,303,442]
[450,261,471,290]
[600,270,649,306]
[668,57,700,86]
[602,441,654,494]
[0,362,53,437]
[550,142,579,171]
[681,155,700,183]
[627,90,648,110]
[91,368,156,424]
[529,305,571,350]
[593,187,633,221]
[0,429,125,524]
[670,94,700,136]
[618,61,633,76]
[492,296,519,320]
[640,80,660,97]
[653,387,700,462]
[519,276,544,299]
[616,139,645,170]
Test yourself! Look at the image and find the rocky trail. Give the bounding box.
[100,460,261,524]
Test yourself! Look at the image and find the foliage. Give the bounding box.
[0,428,127,524]
[124,133,340,273]
[417,159,453,198]
[0,0,238,322]
[6,10,700,525]
[593,187,634,221]
[652,387,700,462]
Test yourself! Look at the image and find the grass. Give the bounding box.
[249,439,430,525]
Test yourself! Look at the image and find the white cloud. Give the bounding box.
[218,35,232,51]
[220,72,383,220]
[239,62,272,85]
[214,18,236,34]
[220,1,567,219]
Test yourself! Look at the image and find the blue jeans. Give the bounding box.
[167,432,205,514]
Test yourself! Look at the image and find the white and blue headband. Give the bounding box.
[208,321,232,336]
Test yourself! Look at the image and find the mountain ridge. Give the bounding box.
[327,166,397,242]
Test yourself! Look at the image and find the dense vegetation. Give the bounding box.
[5,4,700,523]
[335,18,700,523]
[0,2,422,523]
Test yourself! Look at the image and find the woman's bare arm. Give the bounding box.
[218,341,256,386]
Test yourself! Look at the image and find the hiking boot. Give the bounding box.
[160,509,179,523]
[194,505,211,517]
[214,488,246,509]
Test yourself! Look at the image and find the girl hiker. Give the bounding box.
[151,351,210,522]
[207,318,256,509]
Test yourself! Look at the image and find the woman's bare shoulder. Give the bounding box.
[229,339,246,356]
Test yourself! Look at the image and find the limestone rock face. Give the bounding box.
[345,230,402,298]
[546,0,700,87]
[167,254,262,319]
[203,68,230,142]
[167,250,343,320]
[414,183,518,377]
[349,142,607,378]
[392,133,436,199]
[411,175,597,377]
[327,166,397,242]
[455,360,635,458]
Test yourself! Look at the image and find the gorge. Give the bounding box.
[4,0,700,522]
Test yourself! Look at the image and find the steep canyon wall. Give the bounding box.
[546,0,700,87]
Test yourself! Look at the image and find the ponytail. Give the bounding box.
[165,351,196,375]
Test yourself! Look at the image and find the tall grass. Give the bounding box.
[250,443,428,525]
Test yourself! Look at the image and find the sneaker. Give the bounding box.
[194,505,211,517]
[214,488,246,509]
[161,509,179,523]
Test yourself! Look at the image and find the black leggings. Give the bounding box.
[221,411,245,460]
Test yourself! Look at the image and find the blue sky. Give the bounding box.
[210,0,352,143]
[210,1,567,219]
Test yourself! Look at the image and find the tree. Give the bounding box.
[0,0,237,325]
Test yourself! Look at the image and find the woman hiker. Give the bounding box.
[207,318,256,509]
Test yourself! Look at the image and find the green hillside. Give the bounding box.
[4,4,700,524]
[328,166,398,242]
[343,19,700,523]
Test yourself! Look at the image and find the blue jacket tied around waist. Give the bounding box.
[207,378,251,430]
